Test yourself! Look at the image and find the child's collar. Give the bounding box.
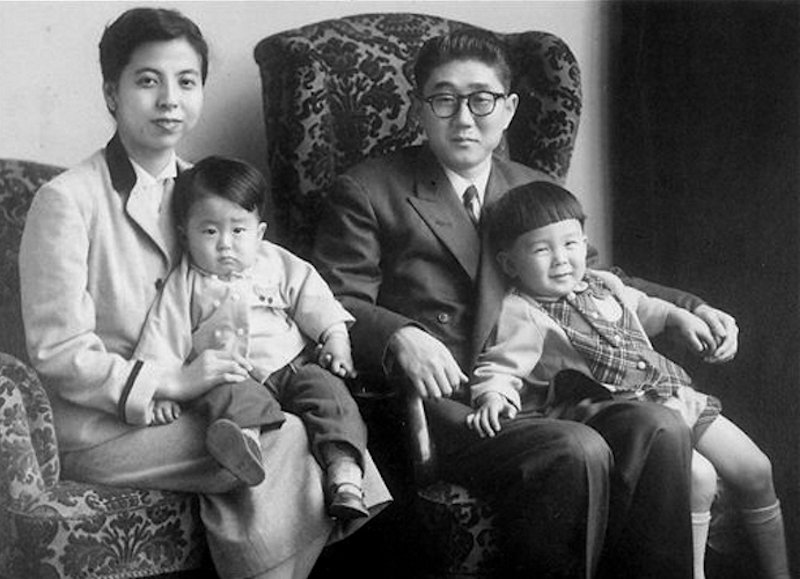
[189,262,254,282]
[514,276,612,303]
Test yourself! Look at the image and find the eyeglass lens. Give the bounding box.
[428,92,503,118]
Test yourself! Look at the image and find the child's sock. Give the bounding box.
[323,443,368,520]
[206,419,265,486]
[740,501,790,579]
[691,510,711,579]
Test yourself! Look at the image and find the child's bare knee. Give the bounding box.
[691,452,718,510]
[736,449,774,497]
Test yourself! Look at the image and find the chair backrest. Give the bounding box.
[0,159,65,361]
[254,12,582,256]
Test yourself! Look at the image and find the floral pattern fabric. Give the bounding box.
[254,12,581,257]
[255,14,581,577]
[418,482,500,577]
[0,159,64,362]
[255,14,581,576]
[0,158,207,579]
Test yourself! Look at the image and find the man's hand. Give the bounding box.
[466,392,518,438]
[693,304,739,363]
[389,326,467,399]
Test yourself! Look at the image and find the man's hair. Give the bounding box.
[172,156,267,226]
[486,181,586,252]
[99,7,209,85]
[413,29,512,92]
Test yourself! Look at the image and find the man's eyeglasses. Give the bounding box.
[421,91,508,119]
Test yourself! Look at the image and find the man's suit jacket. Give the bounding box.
[313,144,705,457]
[313,144,552,397]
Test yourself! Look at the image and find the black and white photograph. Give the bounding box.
[0,2,797,578]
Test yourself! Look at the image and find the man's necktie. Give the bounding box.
[463,184,481,228]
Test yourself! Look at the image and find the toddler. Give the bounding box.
[134,155,369,519]
[467,181,790,578]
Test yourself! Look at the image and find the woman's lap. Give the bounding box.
[61,410,390,578]
[61,407,241,493]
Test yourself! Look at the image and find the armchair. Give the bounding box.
[254,13,581,577]
[0,159,210,579]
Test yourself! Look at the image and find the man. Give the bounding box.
[313,29,737,578]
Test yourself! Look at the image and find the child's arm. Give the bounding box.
[665,307,727,362]
[594,268,738,364]
[129,258,250,425]
[605,270,734,363]
[692,304,738,363]
[148,399,182,426]
[318,323,356,378]
[467,294,547,435]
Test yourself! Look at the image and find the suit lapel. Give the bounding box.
[471,161,513,367]
[125,182,177,266]
[106,135,180,267]
[407,150,481,279]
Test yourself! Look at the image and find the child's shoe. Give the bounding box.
[329,481,369,520]
[206,419,265,486]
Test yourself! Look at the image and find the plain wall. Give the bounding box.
[0,0,610,259]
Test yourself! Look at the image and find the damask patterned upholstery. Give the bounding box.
[0,159,208,579]
[254,12,581,257]
[254,13,581,577]
[0,159,63,363]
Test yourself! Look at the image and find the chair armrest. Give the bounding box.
[347,372,439,486]
[405,392,438,487]
[347,373,398,400]
[0,353,57,507]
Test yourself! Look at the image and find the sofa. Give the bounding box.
[0,158,211,579]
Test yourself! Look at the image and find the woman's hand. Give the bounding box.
[466,392,518,438]
[317,333,357,378]
[693,304,739,363]
[666,308,719,361]
[161,350,251,401]
[389,326,468,400]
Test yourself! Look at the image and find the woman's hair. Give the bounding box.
[486,181,586,252]
[99,7,209,85]
[413,29,512,92]
[172,156,267,226]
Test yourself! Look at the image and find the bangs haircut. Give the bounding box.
[413,28,512,92]
[173,156,267,226]
[487,181,586,252]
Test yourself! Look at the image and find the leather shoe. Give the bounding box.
[206,419,265,486]
[329,482,369,520]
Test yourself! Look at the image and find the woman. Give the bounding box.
[18,8,389,579]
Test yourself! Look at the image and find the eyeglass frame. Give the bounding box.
[419,90,510,119]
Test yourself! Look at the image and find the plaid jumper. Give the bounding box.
[538,275,694,404]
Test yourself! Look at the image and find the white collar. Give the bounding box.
[190,261,255,282]
[442,161,492,204]
[130,151,178,187]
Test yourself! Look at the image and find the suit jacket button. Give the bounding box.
[437,313,451,324]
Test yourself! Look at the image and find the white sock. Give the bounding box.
[692,511,711,579]
[242,426,261,444]
[327,456,362,491]
[740,501,790,579]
